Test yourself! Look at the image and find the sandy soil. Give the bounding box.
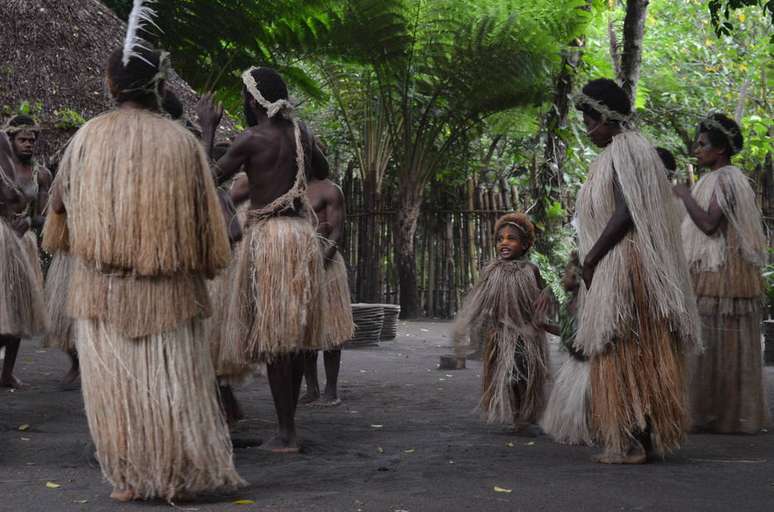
[1,320,773,511]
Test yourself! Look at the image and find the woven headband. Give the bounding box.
[241,67,294,119]
[3,123,41,135]
[700,116,740,154]
[573,92,630,123]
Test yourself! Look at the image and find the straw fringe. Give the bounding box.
[20,231,44,289]
[0,220,47,337]
[67,258,211,339]
[75,318,245,501]
[219,216,323,365]
[540,357,593,445]
[575,131,700,357]
[51,109,230,276]
[42,252,75,351]
[206,247,255,381]
[681,166,766,272]
[320,247,354,348]
[589,251,689,457]
[688,309,768,433]
[41,208,69,253]
[453,259,548,424]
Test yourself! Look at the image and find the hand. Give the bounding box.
[672,183,690,199]
[533,288,554,324]
[10,216,31,237]
[195,93,223,131]
[582,260,595,289]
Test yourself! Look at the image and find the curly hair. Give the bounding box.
[494,212,535,250]
[697,112,744,157]
[575,78,631,123]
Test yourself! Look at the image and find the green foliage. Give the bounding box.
[53,109,87,130]
[707,0,774,37]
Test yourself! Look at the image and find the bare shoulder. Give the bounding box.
[322,179,344,200]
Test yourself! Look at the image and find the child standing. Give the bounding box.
[453,213,550,433]
[539,252,593,445]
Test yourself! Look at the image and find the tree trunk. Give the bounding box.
[533,38,584,254]
[396,188,421,318]
[618,0,650,104]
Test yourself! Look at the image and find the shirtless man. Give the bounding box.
[0,128,46,388]
[198,67,328,453]
[4,115,52,231]
[301,155,353,406]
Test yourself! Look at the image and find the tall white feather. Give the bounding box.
[122,0,160,66]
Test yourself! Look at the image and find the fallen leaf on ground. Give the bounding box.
[377,447,384,454]
[506,442,514,448]
[18,424,29,431]
[232,499,256,505]
[45,482,61,489]
[404,449,415,454]
[494,486,512,493]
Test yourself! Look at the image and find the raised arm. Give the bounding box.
[673,184,725,236]
[582,179,633,288]
[212,131,254,185]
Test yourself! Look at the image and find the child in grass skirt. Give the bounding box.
[453,213,551,434]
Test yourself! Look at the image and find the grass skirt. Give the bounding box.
[75,318,245,501]
[0,220,47,337]
[20,230,44,289]
[688,302,768,433]
[540,357,593,445]
[320,250,354,348]
[220,216,323,364]
[481,327,548,424]
[589,256,688,457]
[206,246,255,382]
[67,259,211,339]
[42,253,74,351]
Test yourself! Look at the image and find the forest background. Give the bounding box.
[15,0,774,318]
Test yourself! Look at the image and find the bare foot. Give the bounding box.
[299,392,320,405]
[110,488,136,502]
[512,422,541,437]
[259,435,301,454]
[312,397,342,408]
[592,442,647,464]
[0,374,23,389]
[59,368,80,391]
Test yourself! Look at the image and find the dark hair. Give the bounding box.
[242,67,288,126]
[697,113,743,157]
[576,78,631,123]
[107,46,164,107]
[161,90,184,120]
[495,212,536,250]
[5,114,38,140]
[656,147,676,172]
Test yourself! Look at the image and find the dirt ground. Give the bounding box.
[2,320,773,511]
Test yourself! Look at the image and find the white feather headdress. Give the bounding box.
[122,0,160,66]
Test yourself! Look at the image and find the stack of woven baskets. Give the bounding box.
[345,303,401,347]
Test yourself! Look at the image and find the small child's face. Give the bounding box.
[562,269,579,294]
[496,225,527,260]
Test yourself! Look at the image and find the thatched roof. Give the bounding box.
[0,0,237,161]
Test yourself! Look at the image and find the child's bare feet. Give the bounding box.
[110,488,136,502]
